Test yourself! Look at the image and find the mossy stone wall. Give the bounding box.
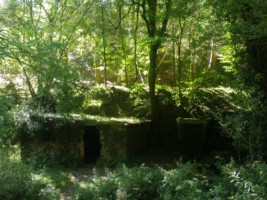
[98,123,152,160]
[99,125,127,160]
[20,114,152,164]
[20,117,84,163]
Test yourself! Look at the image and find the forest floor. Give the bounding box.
[55,150,180,199]
[39,164,106,200]
[59,166,87,200]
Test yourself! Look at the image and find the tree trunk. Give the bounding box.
[149,43,160,122]
[177,15,184,101]
[172,23,177,86]
[134,2,140,82]
[101,4,107,86]
[133,0,171,146]
[118,5,129,86]
[22,68,36,100]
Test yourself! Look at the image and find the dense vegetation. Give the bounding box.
[1,0,267,199]
[75,161,267,200]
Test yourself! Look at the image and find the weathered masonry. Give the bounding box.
[20,114,151,164]
[20,114,233,165]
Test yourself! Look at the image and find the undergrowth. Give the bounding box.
[0,151,60,200]
[74,160,267,200]
[2,146,267,200]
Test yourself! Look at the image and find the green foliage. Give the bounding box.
[179,70,267,161]
[14,103,74,139]
[81,84,150,118]
[0,152,60,200]
[209,161,267,199]
[82,85,130,116]
[212,0,267,161]
[25,146,82,169]
[0,0,89,113]
[218,88,267,161]
[13,106,83,168]
[0,0,266,170]
[215,0,267,42]
[0,89,16,147]
[74,161,267,200]
[13,103,44,139]
[74,164,164,200]
[159,163,210,200]
[81,84,177,119]
[177,85,237,118]
[215,0,267,95]
[74,162,212,200]
[130,83,150,118]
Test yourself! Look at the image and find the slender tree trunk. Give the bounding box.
[208,39,214,68]
[172,26,176,85]
[134,1,140,82]
[22,68,36,99]
[177,15,183,101]
[101,4,107,86]
[118,5,129,86]
[190,50,195,81]
[177,44,182,93]
[188,25,196,82]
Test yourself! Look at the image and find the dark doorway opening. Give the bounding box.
[84,126,101,163]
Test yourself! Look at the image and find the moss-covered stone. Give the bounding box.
[20,113,151,165]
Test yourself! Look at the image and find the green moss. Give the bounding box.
[75,114,144,125]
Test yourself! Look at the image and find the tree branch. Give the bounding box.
[139,0,151,35]
[159,0,172,36]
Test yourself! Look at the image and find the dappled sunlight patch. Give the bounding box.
[33,112,146,125]
[179,86,243,118]
[74,113,145,124]
[0,145,21,161]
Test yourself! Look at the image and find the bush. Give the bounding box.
[25,146,82,169]
[130,83,150,118]
[209,161,267,199]
[0,154,60,200]
[74,165,164,200]
[74,161,267,200]
[159,163,210,200]
[74,163,210,200]
[218,89,267,161]
[0,89,16,147]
